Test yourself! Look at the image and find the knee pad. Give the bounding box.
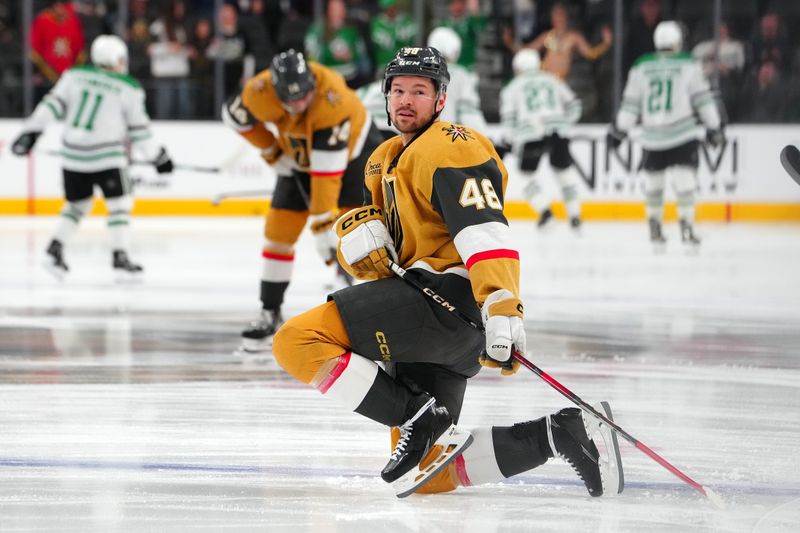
[669,166,697,195]
[553,167,580,189]
[643,171,666,194]
[104,194,134,215]
[63,198,93,219]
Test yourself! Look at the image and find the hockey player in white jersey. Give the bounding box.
[11,35,173,280]
[427,26,488,133]
[609,21,724,250]
[500,48,583,229]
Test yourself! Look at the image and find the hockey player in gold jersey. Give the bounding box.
[272,47,622,498]
[223,49,383,352]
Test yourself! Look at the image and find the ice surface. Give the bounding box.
[1,216,799,532]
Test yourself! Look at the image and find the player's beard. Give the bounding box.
[391,106,433,134]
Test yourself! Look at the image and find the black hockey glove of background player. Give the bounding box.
[153,147,174,174]
[606,124,626,150]
[706,128,726,148]
[11,131,43,156]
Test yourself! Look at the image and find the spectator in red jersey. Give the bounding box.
[30,1,86,88]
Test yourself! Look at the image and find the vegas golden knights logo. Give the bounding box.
[382,174,404,253]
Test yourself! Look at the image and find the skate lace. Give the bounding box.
[389,397,435,462]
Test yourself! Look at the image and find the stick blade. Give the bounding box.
[779,145,800,186]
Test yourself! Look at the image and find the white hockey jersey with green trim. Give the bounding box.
[23,65,161,172]
[499,70,581,147]
[615,52,721,150]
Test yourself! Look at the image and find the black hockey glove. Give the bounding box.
[606,125,626,150]
[11,131,43,156]
[706,128,726,148]
[154,147,174,174]
[494,141,512,159]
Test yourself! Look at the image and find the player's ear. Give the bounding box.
[436,92,447,113]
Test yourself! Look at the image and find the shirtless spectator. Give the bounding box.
[509,2,612,81]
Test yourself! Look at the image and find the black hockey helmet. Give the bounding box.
[270,49,316,102]
[382,46,450,95]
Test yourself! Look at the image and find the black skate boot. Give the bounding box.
[570,216,582,232]
[112,250,144,281]
[547,407,605,496]
[43,239,69,280]
[381,394,473,498]
[537,208,554,229]
[649,218,667,252]
[680,219,701,248]
[237,308,284,354]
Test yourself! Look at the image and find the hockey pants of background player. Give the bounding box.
[517,137,581,221]
[272,299,559,494]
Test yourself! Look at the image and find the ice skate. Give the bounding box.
[112,250,144,283]
[570,216,582,234]
[235,309,283,355]
[649,218,667,253]
[581,401,625,496]
[382,395,473,498]
[537,208,554,230]
[547,404,624,497]
[680,219,701,251]
[43,239,69,281]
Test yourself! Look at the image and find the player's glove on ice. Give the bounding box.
[335,205,398,281]
[309,210,339,265]
[154,147,174,173]
[11,131,42,156]
[480,289,525,376]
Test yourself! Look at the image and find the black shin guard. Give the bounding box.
[491,417,554,478]
[354,367,417,427]
[260,280,289,311]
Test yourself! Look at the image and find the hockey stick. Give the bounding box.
[387,260,724,507]
[40,149,222,173]
[210,188,273,205]
[779,145,800,186]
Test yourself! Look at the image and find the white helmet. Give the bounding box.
[653,21,683,51]
[427,26,462,63]
[90,35,128,73]
[512,49,540,74]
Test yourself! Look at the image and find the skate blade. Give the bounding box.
[42,261,67,281]
[113,270,144,284]
[584,401,625,496]
[392,425,473,499]
[233,337,273,357]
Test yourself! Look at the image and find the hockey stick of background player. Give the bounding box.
[779,145,800,186]
[387,260,725,508]
[40,149,221,173]
[210,188,274,205]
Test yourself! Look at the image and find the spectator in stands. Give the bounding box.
[737,60,789,123]
[148,0,192,119]
[74,1,112,48]
[439,0,487,70]
[206,2,254,99]
[750,11,790,74]
[519,2,612,80]
[190,17,214,118]
[370,0,417,69]
[624,0,662,73]
[238,0,275,72]
[125,0,153,82]
[692,20,744,120]
[304,0,370,88]
[30,0,86,98]
[0,3,22,116]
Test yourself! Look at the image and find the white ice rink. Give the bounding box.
[1,216,799,532]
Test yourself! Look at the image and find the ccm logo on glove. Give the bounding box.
[340,206,383,231]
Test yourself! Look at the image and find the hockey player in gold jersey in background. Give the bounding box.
[271,47,622,498]
[223,49,384,353]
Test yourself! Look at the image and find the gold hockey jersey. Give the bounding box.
[365,122,520,305]
[223,62,372,213]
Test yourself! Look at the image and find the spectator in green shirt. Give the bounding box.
[304,0,370,87]
[439,0,487,70]
[370,0,417,69]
